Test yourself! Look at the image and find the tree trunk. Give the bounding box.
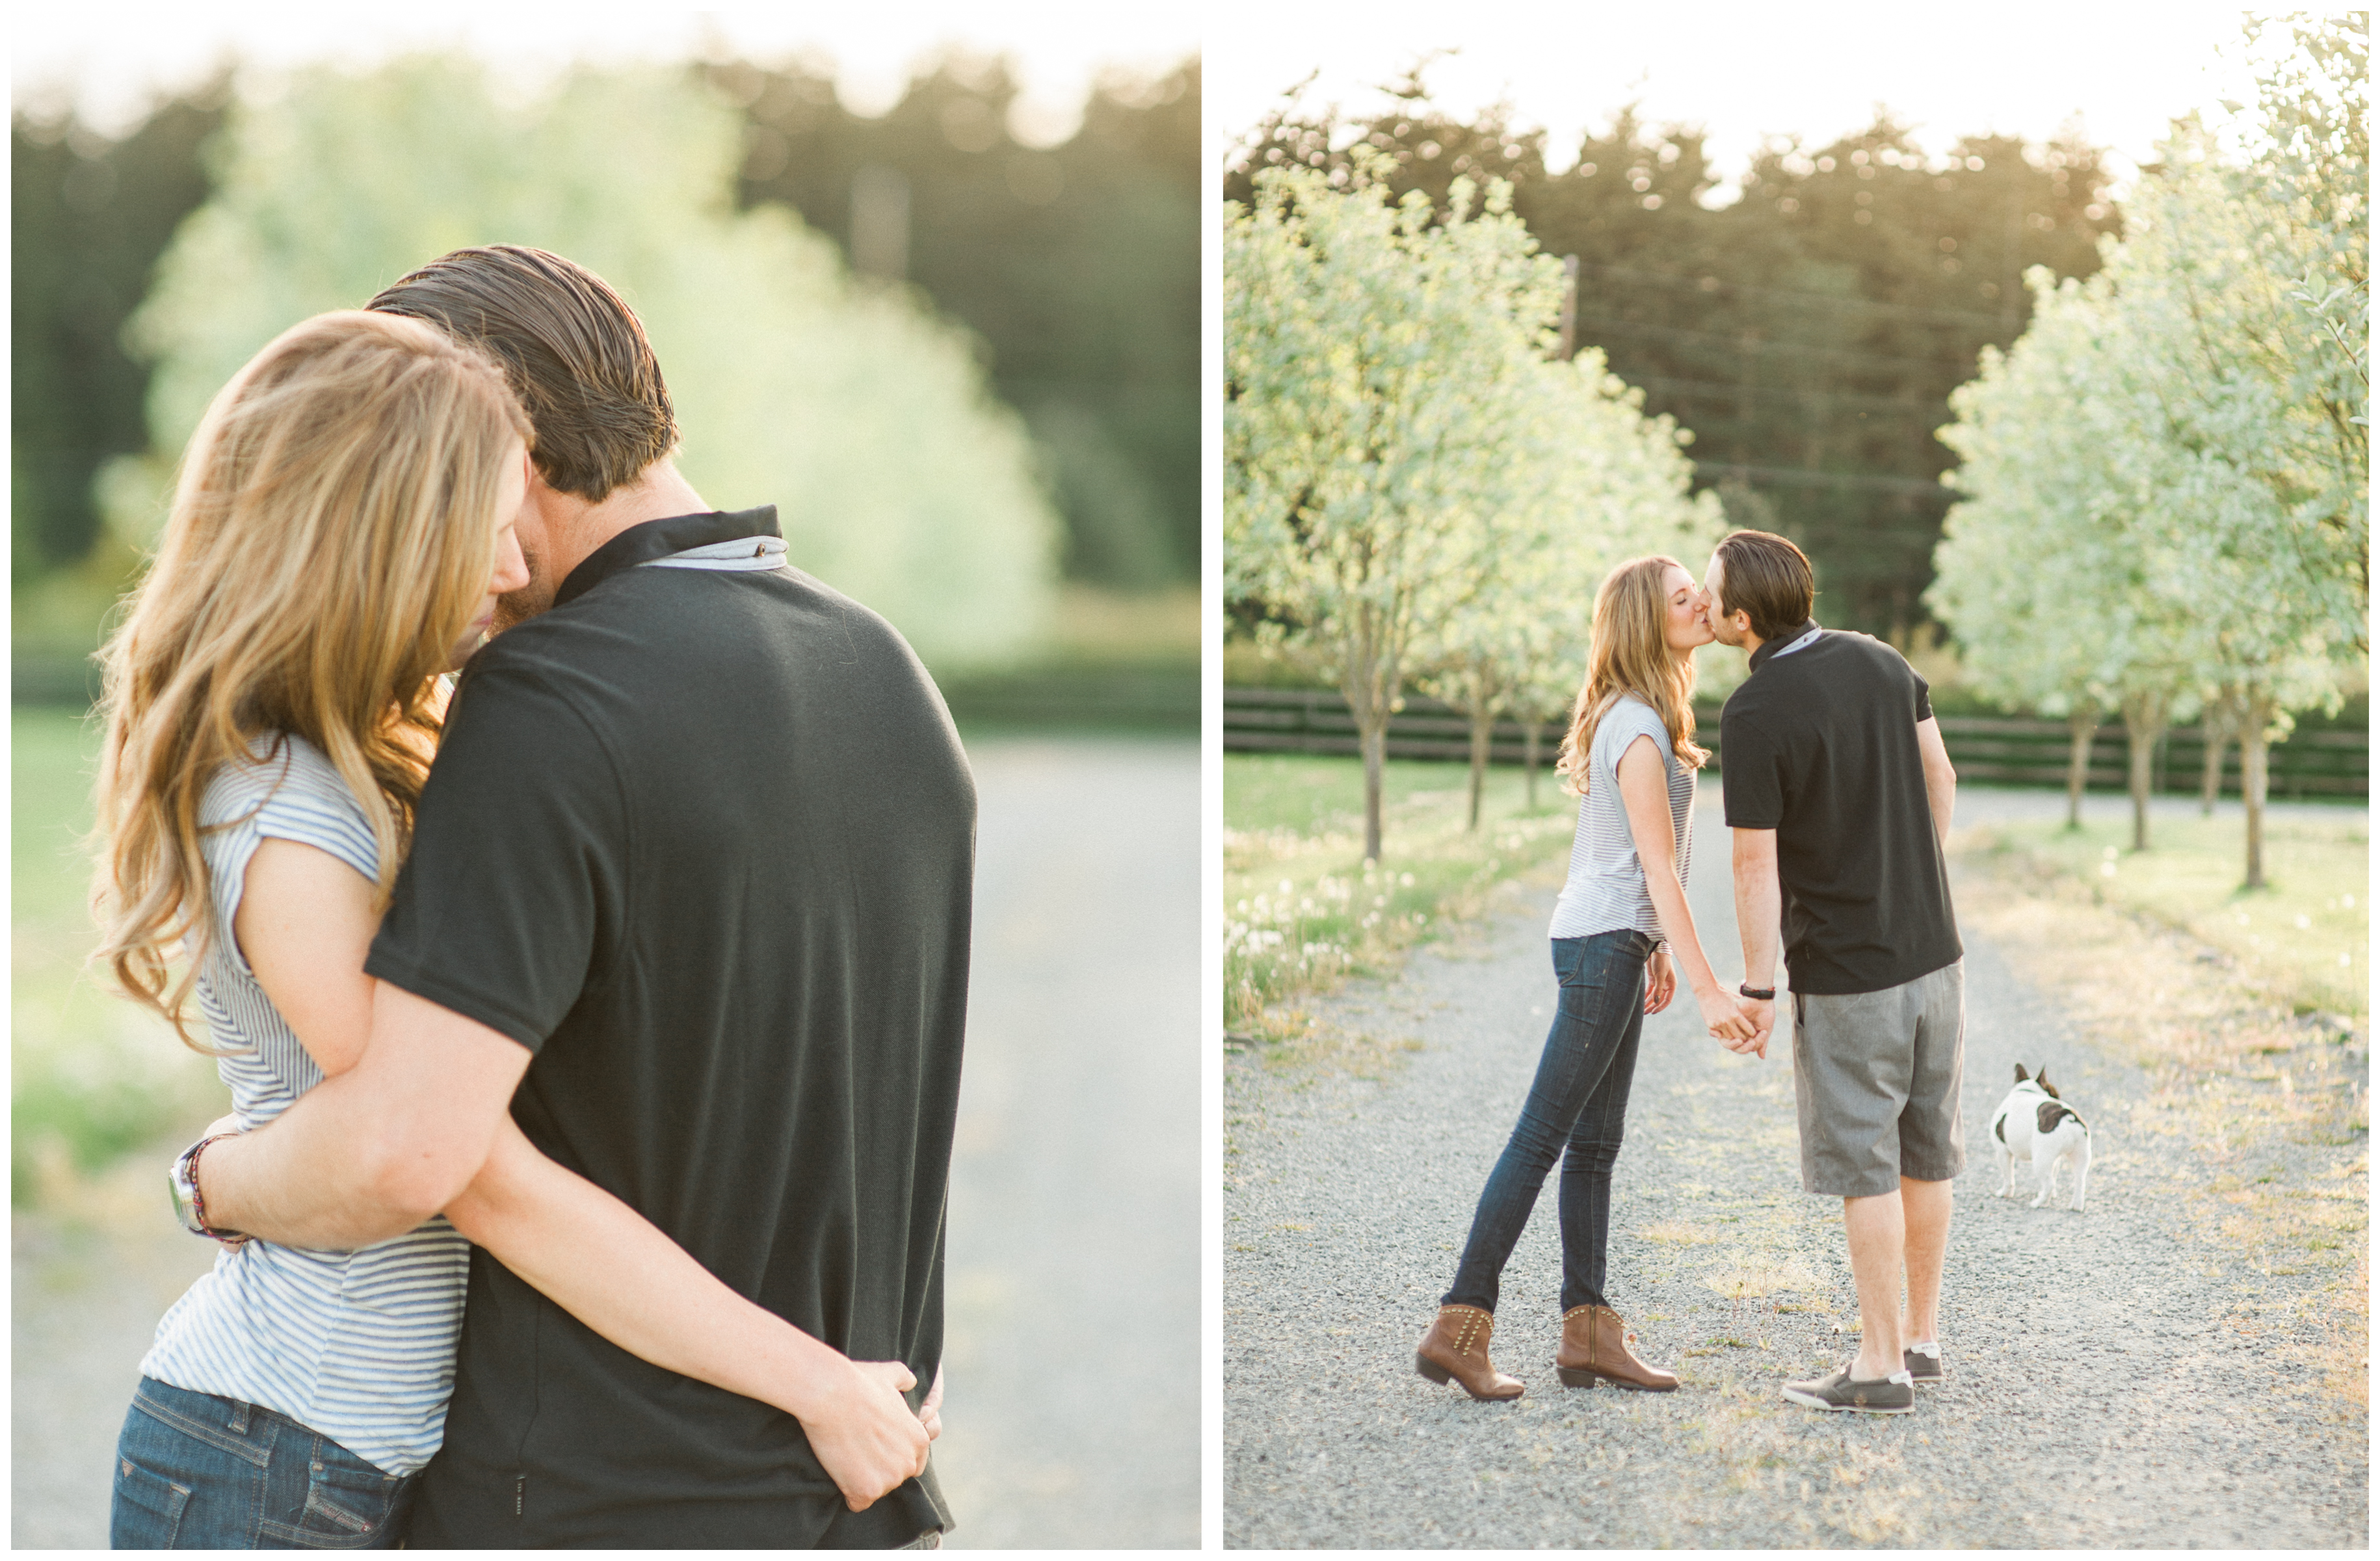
[1466,704,1493,831]
[2065,705,2098,832]
[2122,689,2167,852]
[2199,686,2237,816]
[2240,686,2275,890]
[1360,719,1386,864]
[1343,609,1395,864]
[1522,721,1541,812]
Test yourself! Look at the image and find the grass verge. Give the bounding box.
[1972,805,2366,1018]
[14,707,224,1205]
[1949,822,2368,1416]
[1223,753,1578,1058]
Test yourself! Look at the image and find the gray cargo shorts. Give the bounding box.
[1790,960,1965,1197]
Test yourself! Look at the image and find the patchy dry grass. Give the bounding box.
[1223,754,1576,1060]
[1973,807,2366,1018]
[1950,826,2369,1415]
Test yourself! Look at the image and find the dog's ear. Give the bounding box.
[2037,1069,2059,1098]
[2013,1063,2030,1082]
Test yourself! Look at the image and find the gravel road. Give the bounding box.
[14,734,1200,1551]
[1224,786,2368,1549]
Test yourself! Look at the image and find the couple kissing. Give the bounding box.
[1416,529,1964,1417]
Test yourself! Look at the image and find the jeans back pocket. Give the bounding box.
[111,1454,194,1548]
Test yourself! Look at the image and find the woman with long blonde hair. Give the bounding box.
[97,312,929,1549]
[1414,554,1755,1402]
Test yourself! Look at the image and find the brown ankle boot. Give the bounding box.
[1414,1305,1524,1400]
[1555,1304,1679,1391]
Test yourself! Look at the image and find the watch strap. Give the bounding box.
[1739,983,1778,1001]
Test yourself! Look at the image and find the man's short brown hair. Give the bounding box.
[1713,528,1816,642]
[367,245,675,501]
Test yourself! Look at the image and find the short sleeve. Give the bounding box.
[199,738,381,961]
[1719,708,1785,829]
[1911,665,1934,723]
[364,658,624,1053]
[1593,698,1672,787]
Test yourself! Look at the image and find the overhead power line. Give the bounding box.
[1575,261,2011,330]
[1693,460,1955,500]
[1631,373,1948,417]
[1576,313,1987,375]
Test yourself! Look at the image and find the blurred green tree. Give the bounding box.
[12,81,228,577]
[718,53,1198,590]
[122,56,1058,671]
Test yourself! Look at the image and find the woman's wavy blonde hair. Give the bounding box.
[1555,554,1711,795]
[92,310,531,1048]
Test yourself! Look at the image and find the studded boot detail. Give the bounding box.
[1414,1304,1524,1400]
[1555,1303,1679,1391]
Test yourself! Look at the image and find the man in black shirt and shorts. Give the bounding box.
[193,247,968,1544]
[1702,529,1962,1417]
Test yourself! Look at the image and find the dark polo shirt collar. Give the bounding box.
[555,505,782,608]
[1748,619,1821,674]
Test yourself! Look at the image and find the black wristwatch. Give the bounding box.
[1739,983,1777,1001]
[169,1134,249,1246]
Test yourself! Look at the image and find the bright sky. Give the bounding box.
[1208,1,2277,198]
[12,1,1202,144]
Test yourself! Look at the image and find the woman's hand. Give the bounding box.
[1643,949,1678,1014]
[919,1365,944,1442]
[1695,985,1758,1045]
[802,1356,932,1512]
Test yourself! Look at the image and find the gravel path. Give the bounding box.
[14,735,1200,1551]
[1224,787,2368,1549]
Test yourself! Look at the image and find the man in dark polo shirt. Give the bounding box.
[192,247,968,1545]
[1702,529,1962,1417]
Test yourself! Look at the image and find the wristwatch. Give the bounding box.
[168,1134,249,1246]
[1739,983,1778,1001]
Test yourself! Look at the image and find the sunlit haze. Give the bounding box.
[1208,1,2274,199]
[13,1,1200,144]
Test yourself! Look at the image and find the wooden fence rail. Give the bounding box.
[1223,687,2367,799]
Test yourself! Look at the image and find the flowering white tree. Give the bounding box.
[1933,271,2212,850]
[1934,17,2366,885]
[1226,161,1568,861]
[1410,348,1722,829]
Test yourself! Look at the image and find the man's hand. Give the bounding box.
[1644,949,1678,1014]
[802,1357,931,1512]
[1730,996,1776,1060]
[1695,984,1757,1045]
[919,1364,944,1442]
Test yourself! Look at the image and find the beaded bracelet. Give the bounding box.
[187,1134,250,1247]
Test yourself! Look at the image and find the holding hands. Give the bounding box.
[1695,983,1760,1050]
[1723,993,1773,1060]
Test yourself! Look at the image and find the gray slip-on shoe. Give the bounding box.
[1903,1344,1946,1385]
[1782,1364,1915,1415]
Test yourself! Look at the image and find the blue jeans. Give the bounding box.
[110,1378,415,1549]
[1443,929,1654,1316]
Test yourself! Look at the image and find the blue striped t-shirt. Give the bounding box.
[1547,693,1698,945]
[139,734,471,1476]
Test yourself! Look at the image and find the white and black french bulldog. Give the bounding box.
[1990,1063,2091,1212]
